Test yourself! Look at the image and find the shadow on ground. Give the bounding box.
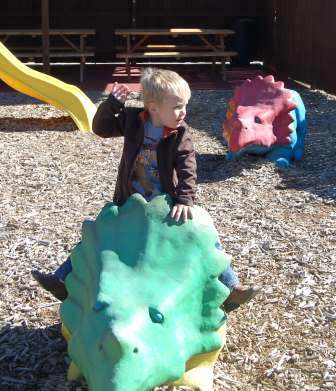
[0,323,87,390]
[0,117,74,132]
[276,89,336,201]
[197,152,264,183]
[0,323,67,390]
[192,88,336,201]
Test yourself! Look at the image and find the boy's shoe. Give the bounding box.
[223,285,260,313]
[31,270,67,301]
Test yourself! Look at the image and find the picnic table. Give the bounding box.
[0,29,95,82]
[115,28,237,80]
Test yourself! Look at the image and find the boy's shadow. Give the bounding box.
[0,323,85,390]
[196,153,266,184]
[188,90,265,182]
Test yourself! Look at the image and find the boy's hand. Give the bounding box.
[111,82,131,104]
[170,204,193,224]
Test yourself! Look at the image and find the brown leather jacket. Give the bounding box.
[92,94,197,206]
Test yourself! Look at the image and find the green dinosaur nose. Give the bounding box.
[148,307,164,323]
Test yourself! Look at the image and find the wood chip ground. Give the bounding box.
[0,88,335,390]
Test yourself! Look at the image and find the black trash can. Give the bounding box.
[231,18,258,66]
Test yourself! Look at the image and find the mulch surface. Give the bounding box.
[0,85,335,390]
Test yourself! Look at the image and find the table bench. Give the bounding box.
[115,28,237,80]
[0,29,95,83]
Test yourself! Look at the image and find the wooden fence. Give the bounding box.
[1,0,336,93]
[265,0,336,94]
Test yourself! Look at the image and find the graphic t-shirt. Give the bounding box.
[132,120,164,201]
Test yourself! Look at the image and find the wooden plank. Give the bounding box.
[15,51,94,57]
[139,45,223,51]
[9,45,95,51]
[115,44,226,52]
[0,29,95,36]
[115,28,235,36]
[116,51,237,58]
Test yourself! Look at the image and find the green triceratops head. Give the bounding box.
[60,194,230,390]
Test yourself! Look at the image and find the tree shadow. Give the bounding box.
[0,93,43,106]
[0,91,103,107]
[0,91,103,133]
[0,117,75,132]
[0,323,85,390]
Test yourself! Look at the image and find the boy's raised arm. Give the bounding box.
[92,82,130,138]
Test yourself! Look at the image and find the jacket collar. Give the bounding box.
[138,110,177,139]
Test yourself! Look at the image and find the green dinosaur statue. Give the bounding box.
[60,194,231,391]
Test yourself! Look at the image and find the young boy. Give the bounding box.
[32,68,258,311]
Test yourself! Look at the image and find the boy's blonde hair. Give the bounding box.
[140,68,191,107]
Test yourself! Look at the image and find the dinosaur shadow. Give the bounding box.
[0,323,85,390]
[275,90,336,201]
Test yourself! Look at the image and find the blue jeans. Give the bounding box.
[54,257,239,290]
[54,257,72,282]
[219,267,239,290]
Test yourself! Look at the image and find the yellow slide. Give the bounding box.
[0,41,96,131]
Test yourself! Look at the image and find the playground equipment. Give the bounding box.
[0,41,96,131]
[60,194,230,391]
[223,75,307,167]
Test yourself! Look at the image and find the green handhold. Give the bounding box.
[60,194,231,391]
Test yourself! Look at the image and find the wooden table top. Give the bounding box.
[115,28,235,36]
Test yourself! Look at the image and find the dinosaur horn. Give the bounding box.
[264,75,275,83]
[68,361,82,381]
[286,102,297,112]
[61,323,72,342]
[274,81,285,89]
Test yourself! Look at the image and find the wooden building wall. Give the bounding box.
[134,0,268,28]
[265,0,336,94]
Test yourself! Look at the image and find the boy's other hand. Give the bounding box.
[170,204,193,224]
[111,82,131,104]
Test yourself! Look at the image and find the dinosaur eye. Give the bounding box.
[149,307,164,324]
[254,116,262,124]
